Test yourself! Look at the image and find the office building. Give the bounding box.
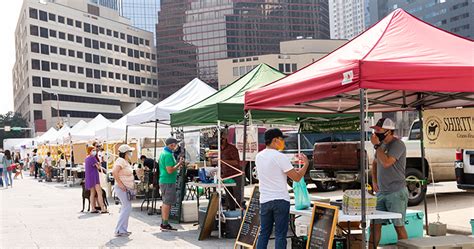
[329,0,368,39]
[119,0,160,43]
[12,0,158,133]
[368,0,473,38]
[156,0,330,100]
[217,39,347,88]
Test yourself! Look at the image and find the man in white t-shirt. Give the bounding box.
[255,128,309,249]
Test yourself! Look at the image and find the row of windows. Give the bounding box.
[29,7,151,47]
[30,59,157,86]
[31,76,158,99]
[29,25,156,62]
[30,41,157,74]
[50,108,123,120]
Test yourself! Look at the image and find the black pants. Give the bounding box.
[225,176,243,211]
[34,163,40,178]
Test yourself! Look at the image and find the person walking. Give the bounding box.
[369,118,408,248]
[159,137,184,231]
[44,152,53,182]
[32,149,40,179]
[255,128,309,249]
[112,144,135,237]
[84,146,107,214]
[0,150,4,187]
[3,150,14,188]
[14,152,24,179]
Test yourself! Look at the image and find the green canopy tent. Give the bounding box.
[170,63,341,126]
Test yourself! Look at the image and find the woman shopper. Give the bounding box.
[3,150,14,188]
[112,144,135,237]
[85,146,108,214]
[14,152,23,179]
[44,152,53,182]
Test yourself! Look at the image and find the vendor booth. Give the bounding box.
[245,9,474,248]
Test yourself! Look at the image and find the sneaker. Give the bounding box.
[114,233,129,237]
[160,224,177,231]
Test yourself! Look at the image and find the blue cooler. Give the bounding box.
[368,210,424,245]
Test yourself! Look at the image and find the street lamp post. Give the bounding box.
[52,93,61,128]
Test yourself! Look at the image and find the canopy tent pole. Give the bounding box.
[217,120,222,238]
[151,120,158,214]
[241,111,249,208]
[125,125,129,144]
[417,104,430,232]
[359,89,367,248]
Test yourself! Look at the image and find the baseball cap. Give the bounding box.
[118,144,135,153]
[370,118,396,131]
[165,137,179,146]
[264,128,287,143]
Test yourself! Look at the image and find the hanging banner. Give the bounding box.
[235,125,259,161]
[423,108,474,148]
[299,117,360,133]
[184,131,200,164]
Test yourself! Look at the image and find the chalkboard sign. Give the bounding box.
[169,166,187,223]
[306,202,339,249]
[198,192,219,241]
[235,186,260,248]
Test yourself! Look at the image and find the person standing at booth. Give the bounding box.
[255,128,309,249]
[370,118,408,248]
[159,137,184,231]
[219,131,242,211]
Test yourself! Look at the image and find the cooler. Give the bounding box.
[368,210,424,245]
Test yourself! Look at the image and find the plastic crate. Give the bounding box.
[368,210,424,245]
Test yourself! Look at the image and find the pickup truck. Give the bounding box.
[310,120,457,206]
[455,148,474,191]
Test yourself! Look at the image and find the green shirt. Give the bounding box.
[159,148,177,184]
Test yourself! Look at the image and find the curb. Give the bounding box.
[446,227,472,236]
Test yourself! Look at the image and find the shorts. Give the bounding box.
[374,188,408,227]
[159,183,177,205]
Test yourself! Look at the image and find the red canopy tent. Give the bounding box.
[245,9,473,113]
[244,9,473,247]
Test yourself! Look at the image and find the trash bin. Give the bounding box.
[222,210,242,238]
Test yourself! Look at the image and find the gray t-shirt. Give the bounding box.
[376,138,406,193]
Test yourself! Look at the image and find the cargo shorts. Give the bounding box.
[159,183,177,205]
[374,188,408,227]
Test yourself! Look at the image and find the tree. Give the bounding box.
[0,112,29,144]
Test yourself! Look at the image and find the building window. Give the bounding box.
[93,55,100,64]
[58,31,65,40]
[115,73,120,80]
[61,80,68,87]
[101,70,106,78]
[78,82,85,89]
[92,40,99,49]
[78,67,84,74]
[100,41,105,49]
[67,18,73,26]
[68,49,75,57]
[30,25,39,36]
[31,42,40,53]
[59,48,66,55]
[278,63,284,72]
[94,69,101,79]
[51,62,58,70]
[107,43,112,50]
[70,81,76,88]
[49,29,56,37]
[122,74,127,81]
[52,78,59,86]
[50,46,57,54]
[76,36,82,44]
[49,13,56,21]
[109,86,114,93]
[67,34,74,42]
[60,64,67,71]
[39,10,48,21]
[40,27,49,38]
[86,83,93,93]
[99,27,104,34]
[292,63,297,72]
[32,59,41,70]
[101,85,107,92]
[108,58,113,65]
[84,38,91,48]
[42,77,51,88]
[69,65,76,73]
[86,68,93,78]
[113,31,118,38]
[85,53,92,63]
[91,25,98,35]
[29,8,38,19]
[40,44,49,55]
[116,87,121,94]
[232,67,238,76]
[32,76,41,87]
[120,33,125,40]
[75,20,82,28]
[41,61,50,71]
[58,15,65,23]
[34,110,43,120]
[124,88,129,95]
[94,84,101,93]
[84,23,91,33]
[108,72,113,78]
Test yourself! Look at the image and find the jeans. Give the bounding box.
[34,163,40,178]
[256,199,290,249]
[0,168,3,187]
[114,186,132,234]
[4,170,13,187]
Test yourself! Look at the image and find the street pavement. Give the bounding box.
[1,176,472,248]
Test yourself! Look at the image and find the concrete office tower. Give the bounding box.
[156,0,330,100]
[329,0,368,39]
[368,0,473,39]
[118,0,160,44]
[12,0,158,133]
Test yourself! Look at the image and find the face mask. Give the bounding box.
[375,131,388,142]
[91,151,97,156]
[275,138,285,151]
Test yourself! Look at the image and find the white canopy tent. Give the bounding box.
[70,115,111,142]
[3,138,37,151]
[53,125,71,145]
[126,78,217,125]
[95,101,171,141]
[37,127,58,144]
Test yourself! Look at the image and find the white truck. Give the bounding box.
[310,119,457,206]
[455,148,474,191]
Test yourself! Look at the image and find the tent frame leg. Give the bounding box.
[359,89,367,249]
[417,106,429,232]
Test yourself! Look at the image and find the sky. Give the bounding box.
[0,1,23,114]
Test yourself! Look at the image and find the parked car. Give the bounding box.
[310,120,457,206]
[455,148,474,191]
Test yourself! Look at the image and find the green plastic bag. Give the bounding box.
[293,178,311,210]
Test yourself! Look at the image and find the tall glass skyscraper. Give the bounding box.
[119,0,160,42]
[156,0,330,100]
